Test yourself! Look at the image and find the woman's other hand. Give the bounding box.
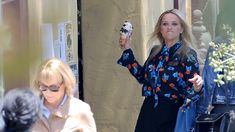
[188,74,203,92]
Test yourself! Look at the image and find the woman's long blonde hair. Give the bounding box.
[146,9,194,64]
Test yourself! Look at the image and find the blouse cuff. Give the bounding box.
[117,48,135,67]
[187,87,204,102]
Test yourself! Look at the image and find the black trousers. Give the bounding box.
[135,96,183,132]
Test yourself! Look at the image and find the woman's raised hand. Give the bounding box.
[119,35,131,50]
[119,21,133,50]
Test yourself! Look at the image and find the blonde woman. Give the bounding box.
[32,58,96,132]
[118,9,203,131]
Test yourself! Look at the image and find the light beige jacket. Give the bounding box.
[32,97,97,132]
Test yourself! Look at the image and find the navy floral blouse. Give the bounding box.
[117,41,200,107]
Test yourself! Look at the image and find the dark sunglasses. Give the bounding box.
[39,82,62,92]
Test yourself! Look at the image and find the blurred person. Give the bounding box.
[117,9,203,132]
[31,58,96,132]
[0,88,40,132]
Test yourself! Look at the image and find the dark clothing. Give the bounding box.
[118,41,200,131]
[135,96,183,132]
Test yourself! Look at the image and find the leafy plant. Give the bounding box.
[209,24,235,86]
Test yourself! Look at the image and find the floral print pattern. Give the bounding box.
[117,41,200,107]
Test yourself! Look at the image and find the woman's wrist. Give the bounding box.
[122,44,131,50]
[194,85,204,94]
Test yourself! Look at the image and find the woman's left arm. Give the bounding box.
[181,48,203,97]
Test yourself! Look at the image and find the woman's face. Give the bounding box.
[160,13,183,45]
[39,75,65,108]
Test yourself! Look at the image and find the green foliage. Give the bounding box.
[209,24,235,86]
